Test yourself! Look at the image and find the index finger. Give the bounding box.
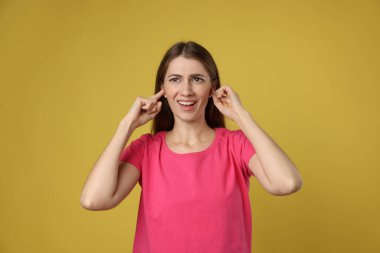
[151,88,165,100]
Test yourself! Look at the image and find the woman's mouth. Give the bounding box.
[177,100,197,111]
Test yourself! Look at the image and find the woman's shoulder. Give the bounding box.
[216,127,251,148]
[216,127,244,137]
[133,131,164,144]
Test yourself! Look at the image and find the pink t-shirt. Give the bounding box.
[119,127,256,253]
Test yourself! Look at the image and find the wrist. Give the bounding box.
[118,118,135,132]
[235,108,258,128]
[234,107,249,122]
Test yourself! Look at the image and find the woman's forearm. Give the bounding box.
[80,119,134,209]
[235,108,303,192]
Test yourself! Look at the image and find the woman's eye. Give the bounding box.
[169,78,179,82]
[169,77,204,83]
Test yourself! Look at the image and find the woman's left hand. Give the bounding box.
[211,85,246,122]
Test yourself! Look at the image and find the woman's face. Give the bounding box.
[161,56,213,123]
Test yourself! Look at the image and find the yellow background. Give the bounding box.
[1,0,379,252]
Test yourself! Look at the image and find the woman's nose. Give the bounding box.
[180,80,194,95]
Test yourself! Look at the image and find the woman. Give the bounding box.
[80,41,303,253]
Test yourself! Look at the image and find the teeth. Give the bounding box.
[178,101,196,106]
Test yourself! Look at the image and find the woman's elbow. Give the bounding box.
[270,178,303,196]
[80,196,96,210]
[286,177,303,194]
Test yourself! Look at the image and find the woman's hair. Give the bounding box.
[151,41,225,134]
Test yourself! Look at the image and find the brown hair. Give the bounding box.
[151,41,225,134]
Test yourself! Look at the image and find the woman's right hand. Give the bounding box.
[121,88,165,131]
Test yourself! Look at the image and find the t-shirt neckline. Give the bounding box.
[162,127,220,157]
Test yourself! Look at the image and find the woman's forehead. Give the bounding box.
[166,56,208,76]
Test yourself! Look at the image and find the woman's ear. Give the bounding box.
[160,84,166,98]
[209,86,214,97]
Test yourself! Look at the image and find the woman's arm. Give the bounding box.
[211,85,302,195]
[236,109,303,195]
[80,119,134,210]
[80,89,164,210]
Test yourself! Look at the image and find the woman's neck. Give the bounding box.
[167,119,214,145]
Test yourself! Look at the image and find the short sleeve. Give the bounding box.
[232,129,257,177]
[119,135,146,172]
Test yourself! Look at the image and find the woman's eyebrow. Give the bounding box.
[168,73,206,78]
